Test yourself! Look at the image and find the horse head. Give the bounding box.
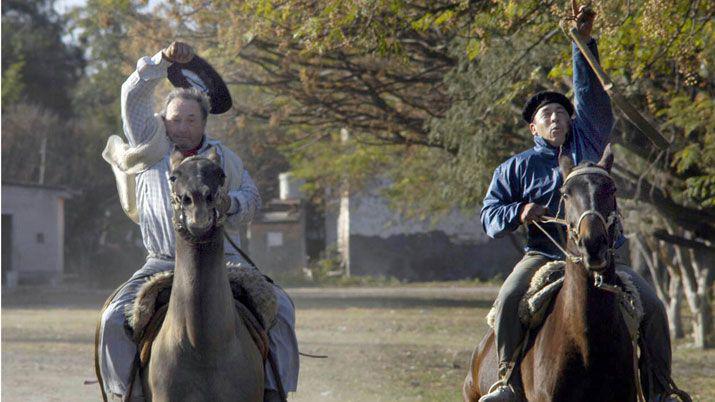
[558,144,620,272]
[169,147,227,241]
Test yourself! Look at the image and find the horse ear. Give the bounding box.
[206,147,221,166]
[169,149,185,172]
[559,153,574,179]
[597,143,614,172]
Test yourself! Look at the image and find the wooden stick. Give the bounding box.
[569,27,670,150]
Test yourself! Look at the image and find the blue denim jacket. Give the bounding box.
[480,39,618,259]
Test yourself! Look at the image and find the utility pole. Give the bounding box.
[337,128,351,277]
[38,135,47,185]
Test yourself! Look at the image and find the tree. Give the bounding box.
[1,0,84,116]
[1,0,85,185]
[72,0,715,345]
[1,0,153,285]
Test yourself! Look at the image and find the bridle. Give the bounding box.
[537,164,650,402]
[533,165,622,281]
[169,155,227,243]
[561,166,621,257]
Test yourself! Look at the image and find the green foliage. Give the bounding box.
[13,0,712,281]
[1,59,25,105]
[667,93,715,207]
[84,0,714,229]
[1,0,84,117]
[1,0,154,283]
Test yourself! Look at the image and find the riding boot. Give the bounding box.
[264,389,283,402]
[651,395,680,402]
[109,393,144,402]
[478,363,521,402]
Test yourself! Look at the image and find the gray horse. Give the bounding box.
[142,149,264,401]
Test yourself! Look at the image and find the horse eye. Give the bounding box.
[182,195,192,205]
[169,175,177,183]
[206,194,213,203]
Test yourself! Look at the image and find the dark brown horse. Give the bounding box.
[464,146,639,402]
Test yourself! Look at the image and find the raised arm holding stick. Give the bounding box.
[467,3,683,401]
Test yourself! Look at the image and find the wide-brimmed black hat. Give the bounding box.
[522,91,574,123]
[167,55,232,114]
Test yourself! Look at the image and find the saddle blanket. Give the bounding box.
[487,261,643,338]
[125,265,278,342]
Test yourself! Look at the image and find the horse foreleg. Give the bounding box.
[462,350,480,402]
[464,330,498,402]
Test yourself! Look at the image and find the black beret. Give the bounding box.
[522,91,574,123]
[167,55,233,115]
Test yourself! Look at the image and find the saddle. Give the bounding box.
[125,265,278,366]
[487,261,643,338]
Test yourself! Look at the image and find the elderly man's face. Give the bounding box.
[164,98,206,151]
[529,103,571,147]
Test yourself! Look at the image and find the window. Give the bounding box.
[267,232,283,247]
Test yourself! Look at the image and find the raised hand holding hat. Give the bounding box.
[162,41,194,64]
[164,41,233,115]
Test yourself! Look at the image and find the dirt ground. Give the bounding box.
[2,285,714,401]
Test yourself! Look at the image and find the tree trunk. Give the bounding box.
[688,248,713,348]
[666,273,684,339]
[673,239,713,349]
[692,296,713,349]
[634,235,685,338]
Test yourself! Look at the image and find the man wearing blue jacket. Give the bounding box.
[479,8,674,402]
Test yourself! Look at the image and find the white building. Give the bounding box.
[326,180,522,281]
[2,182,71,287]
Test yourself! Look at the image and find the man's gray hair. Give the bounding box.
[161,87,210,121]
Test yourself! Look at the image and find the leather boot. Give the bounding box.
[652,395,680,402]
[478,384,518,402]
[479,362,520,402]
[264,389,284,402]
[109,394,144,402]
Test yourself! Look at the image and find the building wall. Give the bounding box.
[248,217,307,276]
[338,185,522,280]
[1,185,67,285]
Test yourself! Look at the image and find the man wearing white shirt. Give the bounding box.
[99,41,299,401]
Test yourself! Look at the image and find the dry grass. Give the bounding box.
[2,286,713,401]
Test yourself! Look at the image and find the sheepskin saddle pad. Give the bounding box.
[487,261,643,336]
[125,265,278,343]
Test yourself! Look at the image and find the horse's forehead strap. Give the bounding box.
[173,155,222,179]
[562,166,612,187]
[175,155,205,170]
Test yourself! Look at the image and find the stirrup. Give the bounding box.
[480,381,519,402]
[486,378,513,394]
[660,389,692,402]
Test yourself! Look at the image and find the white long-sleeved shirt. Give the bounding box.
[121,51,261,259]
